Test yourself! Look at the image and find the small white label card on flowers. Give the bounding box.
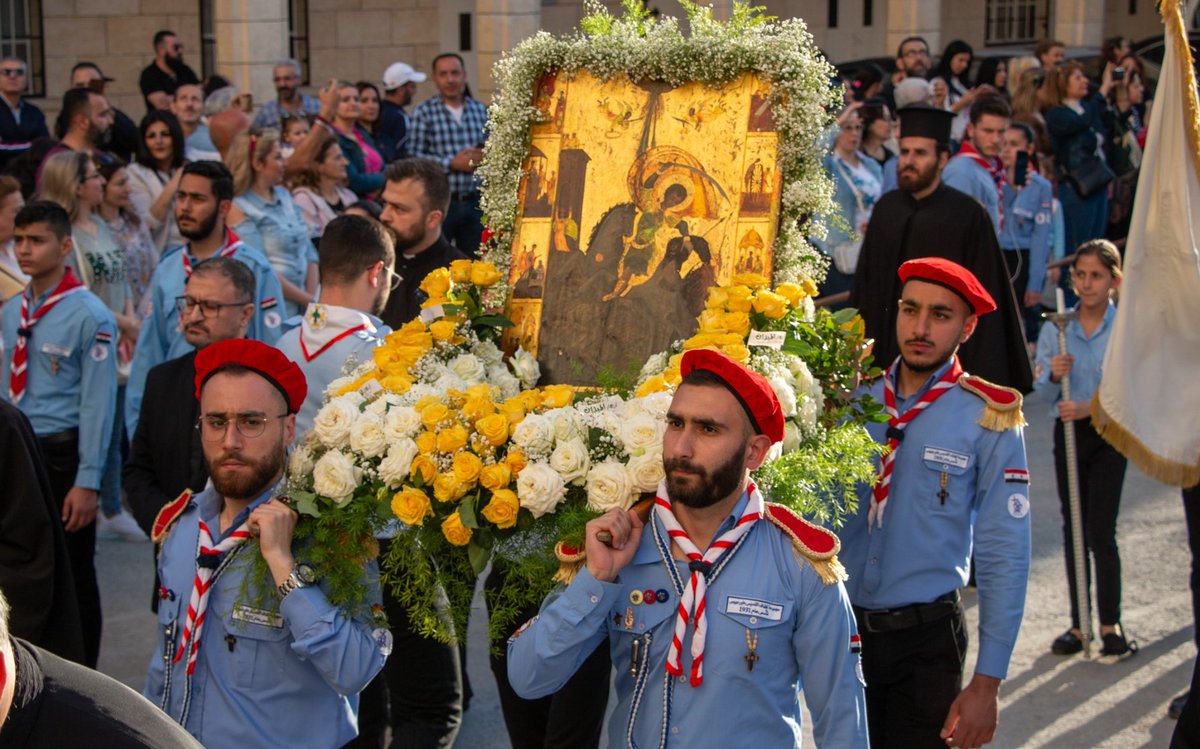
[748,330,787,349]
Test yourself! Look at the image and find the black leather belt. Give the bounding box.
[451,191,480,201]
[854,591,959,634]
[37,427,80,446]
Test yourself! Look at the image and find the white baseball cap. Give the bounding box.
[383,62,427,90]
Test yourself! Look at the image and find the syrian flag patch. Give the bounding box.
[850,634,862,654]
[1004,468,1030,484]
[94,331,113,344]
[260,297,278,310]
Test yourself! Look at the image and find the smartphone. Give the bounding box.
[1014,150,1030,187]
[1113,67,1126,82]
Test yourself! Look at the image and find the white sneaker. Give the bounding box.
[97,510,148,542]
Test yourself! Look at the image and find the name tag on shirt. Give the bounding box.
[231,604,284,628]
[40,342,71,357]
[923,446,970,470]
[725,596,784,621]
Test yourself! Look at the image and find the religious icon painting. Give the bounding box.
[503,299,543,357]
[531,71,568,136]
[747,81,776,133]
[519,137,560,219]
[739,134,780,217]
[508,220,552,300]
[731,222,774,281]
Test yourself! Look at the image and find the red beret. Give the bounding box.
[679,349,785,445]
[898,257,997,316]
[194,339,308,413]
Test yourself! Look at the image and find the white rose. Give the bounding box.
[378,438,419,488]
[487,365,522,400]
[619,413,664,457]
[629,391,672,421]
[516,462,567,518]
[350,412,389,458]
[626,452,665,493]
[449,353,487,384]
[324,375,354,399]
[549,438,591,484]
[768,375,798,419]
[311,397,360,449]
[312,449,362,505]
[339,390,366,408]
[783,421,801,453]
[764,440,783,465]
[510,347,540,388]
[287,445,315,478]
[638,351,668,380]
[433,372,468,394]
[586,461,636,513]
[384,405,422,441]
[787,356,814,394]
[472,340,505,367]
[544,407,584,442]
[511,413,554,456]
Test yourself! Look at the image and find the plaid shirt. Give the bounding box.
[408,95,488,196]
[251,95,322,131]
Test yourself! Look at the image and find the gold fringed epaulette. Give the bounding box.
[764,503,847,585]
[151,490,193,544]
[958,375,1027,432]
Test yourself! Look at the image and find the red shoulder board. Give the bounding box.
[764,503,840,560]
[151,490,193,544]
[959,375,1020,409]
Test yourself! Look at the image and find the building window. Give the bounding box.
[828,0,838,29]
[289,0,310,83]
[985,0,1039,45]
[863,0,872,27]
[459,13,472,52]
[0,0,45,97]
[199,0,215,79]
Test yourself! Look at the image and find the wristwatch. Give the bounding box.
[277,563,316,599]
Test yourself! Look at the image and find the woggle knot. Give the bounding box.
[688,559,713,576]
[885,426,905,443]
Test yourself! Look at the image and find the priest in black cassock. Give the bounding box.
[849,105,1034,392]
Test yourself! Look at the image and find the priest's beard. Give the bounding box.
[664,449,747,510]
[898,158,940,195]
[208,443,285,501]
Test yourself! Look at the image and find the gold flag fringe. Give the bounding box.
[1092,395,1200,488]
[1162,0,1200,185]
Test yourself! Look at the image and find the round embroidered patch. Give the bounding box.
[371,627,394,657]
[1008,493,1030,519]
[90,343,109,362]
[264,311,282,329]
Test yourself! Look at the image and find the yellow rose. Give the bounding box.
[540,384,574,409]
[721,312,751,336]
[410,455,437,486]
[336,370,379,397]
[379,373,413,394]
[441,512,473,546]
[479,463,512,491]
[732,272,770,289]
[421,296,452,310]
[775,282,806,307]
[421,403,450,430]
[414,395,440,412]
[697,308,727,333]
[635,374,670,398]
[475,412,510,447]
[451,452,483,487]
[433,472,468,503]
[662,366,682,386]
[682,332,721,351]
[390,486,433,526]
[517,390,543,411]
[668,353,683,369]
[429,320,460,343]
[722,344,751,363]
[469,261,503,287]
[436,424,470,453]
[751,291,789,320]
[705,286,729,310]
[725,285,753,313]
[449,259,473,283]
[801,278,820,297]
[419,268,451,298]
[499,398,526,427]
[464,383,495,401]
[481,489,519,529]
[504,449,528,476]
[715,332,746,347]
[415,430,437,454]
[462,395,496,423]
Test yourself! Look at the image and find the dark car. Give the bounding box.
[1129,32,1200,87]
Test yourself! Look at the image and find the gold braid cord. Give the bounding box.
[764,503,848,586]
[1162,0,1200,186]
[553,542,587,585]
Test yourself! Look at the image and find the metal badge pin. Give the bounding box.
[624,606,635,629]
[655,589,669,603]
[630,636,642,678]
[629,589,644,605]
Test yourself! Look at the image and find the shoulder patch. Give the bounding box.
[151,490,193,544]
[764,503,847,585]
[958,375,1027,432]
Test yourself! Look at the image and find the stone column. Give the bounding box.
[473,0,541,103]
[213,0,291,108]
[1051,0,1105,48]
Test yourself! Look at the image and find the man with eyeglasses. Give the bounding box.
[882,37,932,113]
[0,56,49,172]
[276,215,395,435]
[125,160,284,438]
[125,257,255,611]
[140,30,200,113]
[252,59,321,132]
[144,338,388,748]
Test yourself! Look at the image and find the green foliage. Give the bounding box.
[782,307,887,428]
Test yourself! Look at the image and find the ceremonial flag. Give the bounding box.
[1093,0,1200,486]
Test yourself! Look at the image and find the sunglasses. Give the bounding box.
[0,68,26,77]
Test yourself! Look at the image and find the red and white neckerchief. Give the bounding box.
[297,303,376,362]
[654,479,764,688]
[870,357,964,528]
[8,268,86,403]
[954,141,1007,230]
[174,518,252,675]
[181,227,245,277]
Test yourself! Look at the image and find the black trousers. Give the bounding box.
[1001,248,1040,342]
[1184,484,1200,647]
[37,435,101,668]
[1173,651,1200,748]
[858,603,967,749]
[484,565,611,749]
[1053,418,1128,628]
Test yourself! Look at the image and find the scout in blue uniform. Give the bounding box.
[840,257,1031,749]
[143,339,387,749]
[1000,121,1055,335]
[509,349,869,749]
[125,160,285,436]
[941,96,1012,236]
[275,215,394,436]
[0,201,117,669]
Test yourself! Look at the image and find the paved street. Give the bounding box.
[96,387,1194,748]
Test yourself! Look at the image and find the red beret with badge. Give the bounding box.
[194,338,307,413]
[679,348,785,444]
[898,257,997,316]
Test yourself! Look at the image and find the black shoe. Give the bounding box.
[1099,628,1138,657]
[1051,629,1083,655]
[1170,692,1190,720]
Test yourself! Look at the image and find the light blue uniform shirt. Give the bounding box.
[1000,173,1055,295]
[1034,301,1116,414]
[144,482,387,749]
[942,155,1002,234]
[840,359,1031,679]
[124,231,285,435]
[881,157,898,194]
[1,283,117,488]
[508,490,870,748]
[233,187,318,320]
[276,303,389,436]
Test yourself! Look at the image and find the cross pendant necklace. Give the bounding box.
[937,471,949,505]
[744,629,759,672]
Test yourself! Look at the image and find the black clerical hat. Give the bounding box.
[897,105,954,144]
